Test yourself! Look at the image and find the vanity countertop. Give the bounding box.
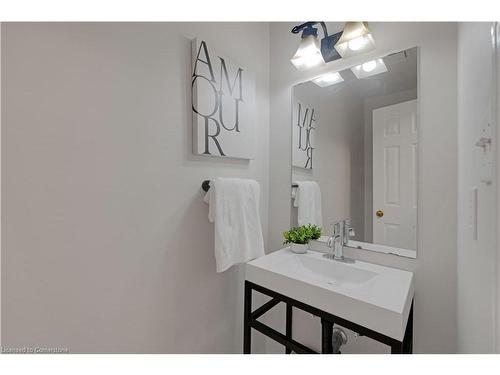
[246,248,414,341]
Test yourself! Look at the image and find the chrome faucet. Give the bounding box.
[324,219,355,263]
[342,219,355,246]
[325,222,343,260]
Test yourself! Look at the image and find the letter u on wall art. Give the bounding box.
[191,38,256,159]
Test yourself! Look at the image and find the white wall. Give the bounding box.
[0,22,2,347]
[269,22,458,353]
[1,22,270,353]
[497,22,500,354]
[0,21,466,354]
[292,85,365,236]
[457,22,497,353]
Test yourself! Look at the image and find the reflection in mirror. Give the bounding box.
[291,47,418,258]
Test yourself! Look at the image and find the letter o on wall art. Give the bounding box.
[191,38,256,159]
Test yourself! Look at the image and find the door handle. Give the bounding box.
[376,210,384,218]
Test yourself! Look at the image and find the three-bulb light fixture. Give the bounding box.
[291,22,387,87]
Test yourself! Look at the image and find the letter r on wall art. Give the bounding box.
[191,38,256,159]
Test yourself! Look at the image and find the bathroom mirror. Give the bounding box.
[291,47,418,258]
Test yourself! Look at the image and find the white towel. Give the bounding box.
[203,177,265,272]
[293,181,323,227]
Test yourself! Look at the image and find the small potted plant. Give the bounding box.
[283,224,322,254]
[306,224,322,242]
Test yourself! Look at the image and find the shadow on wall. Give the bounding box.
[168,193,243,352]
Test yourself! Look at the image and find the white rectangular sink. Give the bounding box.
[246,248,414,341]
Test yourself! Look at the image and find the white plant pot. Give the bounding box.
[290,243,308,254]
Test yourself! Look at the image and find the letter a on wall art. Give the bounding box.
[192,38,256,159]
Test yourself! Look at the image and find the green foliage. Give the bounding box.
[282,224,322,245]
[307,224,322,240]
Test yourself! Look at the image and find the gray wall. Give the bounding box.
[269,22,458,353]
[1,23,270,353]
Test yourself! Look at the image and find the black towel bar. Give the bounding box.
[202,180,211,192]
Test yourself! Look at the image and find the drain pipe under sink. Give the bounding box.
[332,327,348,353]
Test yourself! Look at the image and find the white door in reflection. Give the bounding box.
[372,100,418,250]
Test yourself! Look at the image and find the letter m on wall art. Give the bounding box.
[191,38,256,159]
[292,100,316,169]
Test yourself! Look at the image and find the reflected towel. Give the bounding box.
[293,181,323,227]
[203,177,265,272]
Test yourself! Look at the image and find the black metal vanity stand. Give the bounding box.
[244,280,413,354]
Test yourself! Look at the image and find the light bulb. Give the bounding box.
[334,22,376,58]
[362,60,377,72]
[290,35,324,70]
[312,72,344,87]
[350,58,387,79]
[347,36,368,51]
